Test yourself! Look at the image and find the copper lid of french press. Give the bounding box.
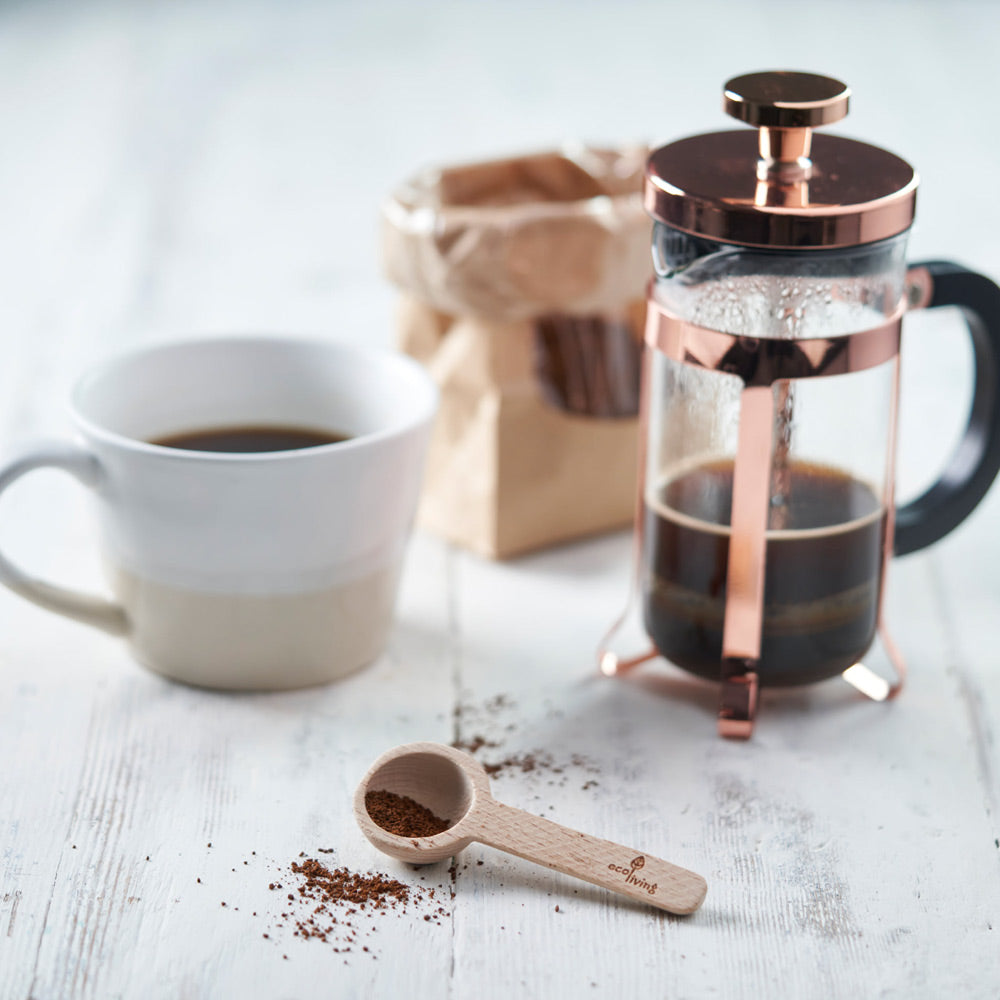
[645,71,918,249]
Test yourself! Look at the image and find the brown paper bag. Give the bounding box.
[383,147,650,559]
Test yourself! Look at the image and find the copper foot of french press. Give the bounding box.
[841,623,907,703]
[717,628,906,742]
[718,660,759,740]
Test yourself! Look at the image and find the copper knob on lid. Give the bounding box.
[723,71,850,128]
[724,71,850,184]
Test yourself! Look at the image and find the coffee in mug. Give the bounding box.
[150,425,350,453]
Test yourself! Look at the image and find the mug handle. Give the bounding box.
[893,262,1000,557]
[0,442,129,634]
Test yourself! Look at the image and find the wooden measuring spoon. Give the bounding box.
[353,741,707,915]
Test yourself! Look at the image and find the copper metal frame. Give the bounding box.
[601,277,925,739]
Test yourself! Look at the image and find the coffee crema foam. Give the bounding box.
[645,454,885,536]
[644,487,885,541]
[111,564,400,690]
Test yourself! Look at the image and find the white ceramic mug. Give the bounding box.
[0,336,438,690]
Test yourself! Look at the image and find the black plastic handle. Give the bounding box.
[894,260,1000,556]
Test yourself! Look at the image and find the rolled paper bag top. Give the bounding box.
[381,145,651,320]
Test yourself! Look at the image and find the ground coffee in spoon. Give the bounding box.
[365,790,451,837]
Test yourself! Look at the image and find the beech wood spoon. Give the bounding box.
[353,741,707,915]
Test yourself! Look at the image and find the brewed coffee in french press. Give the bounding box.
[601,71,1000,738]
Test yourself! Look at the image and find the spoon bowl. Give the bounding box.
[354,742,491,864]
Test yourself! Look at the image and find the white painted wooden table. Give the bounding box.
[2,2,998,997]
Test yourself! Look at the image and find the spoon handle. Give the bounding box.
[475,801,707,915]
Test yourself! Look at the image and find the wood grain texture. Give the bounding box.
[1,1,999,998]
[477,798,707,915]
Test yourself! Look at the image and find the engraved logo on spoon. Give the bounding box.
[607,855,658,896]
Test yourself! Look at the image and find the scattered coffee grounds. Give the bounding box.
[290,858,412,913]
[208,847,451,964]
[365,790,451,837]
[452,693,601,788]
[481,751,546,778]
[271,857,448,958]
[452,735,499,755]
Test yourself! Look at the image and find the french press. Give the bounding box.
[600,71,1000,738]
